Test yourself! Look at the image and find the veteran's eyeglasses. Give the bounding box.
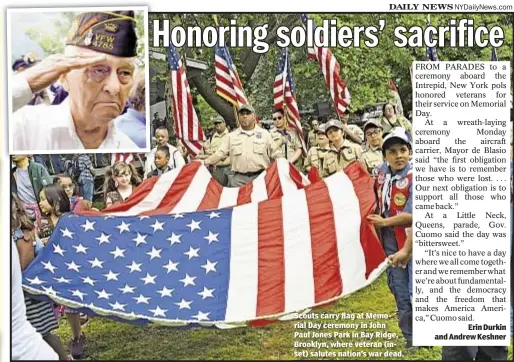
[86,65,133,84]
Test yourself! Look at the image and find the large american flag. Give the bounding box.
[22,160,387,326]
[300,14,351,116]
[273,48,307,156]
[169,43,205,157]
[215,45,249,108]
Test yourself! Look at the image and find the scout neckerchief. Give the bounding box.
[381,168,404,215]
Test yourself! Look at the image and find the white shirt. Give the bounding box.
[11,246,58,360]
[144,143,185,178]
[11,74,138,152]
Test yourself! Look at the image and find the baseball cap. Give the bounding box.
[238,104,255,113]
[363,120,383,132]
[382,127,412,154]
[324,119,343,133]
[12,52,40,72]
[213,116,225,124]
[66,11,138,57]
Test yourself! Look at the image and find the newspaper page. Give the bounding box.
[1,0,513,361]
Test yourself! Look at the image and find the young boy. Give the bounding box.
[148,146,172,178]
[367,127,413,349]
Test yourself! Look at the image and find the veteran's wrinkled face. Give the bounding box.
[238,110,256,130]
[63,46,135,128]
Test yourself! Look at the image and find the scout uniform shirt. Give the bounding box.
[374,161,413,250]
[323,139,363,176]
[202,128,231,167]
[304,146,331,178]
[307,129,319,148]
[271,128,302,159]
[379,115,412,136]
[360,145,384,176]
[214,126,280,173]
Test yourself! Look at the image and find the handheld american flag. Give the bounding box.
[273,48,307,156]
[168,43,205,157]
[215,45,249,108]
[22,160,387,326]
[300,14,351,116]
[111,153,135,165]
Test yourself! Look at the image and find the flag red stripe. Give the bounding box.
[102,176,161,213]
[264,164,283,200]
[237,181,253,205]
[140,163,201,216]
[344,161,386,277]
[196,179,224,211]
[305,180,343,303]
[288,163,306,189]
[256,197,285,316]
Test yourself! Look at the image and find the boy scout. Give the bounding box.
[360,120,384,176]
[307,118,319,148]
[367,127,413,349]
[322,119,362,176]
[304,124,331,177]
[270,109,303,167]
[200,104,280,187]
[198,116,231,186]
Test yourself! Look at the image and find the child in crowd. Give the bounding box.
[367,127,414,350]
[104,162,142,207]
[53,174,82,211]
[39,184,87,359]
[147,146,173,178]
[12,193,68,360]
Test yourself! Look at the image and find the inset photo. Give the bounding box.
[7,6,150,153]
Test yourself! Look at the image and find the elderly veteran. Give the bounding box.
[11,11,140,151]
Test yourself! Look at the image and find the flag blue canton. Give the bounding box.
[22,210,233,323]
[215,45,235,67]
[168,43,182,71]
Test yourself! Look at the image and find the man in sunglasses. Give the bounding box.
[199,104,281,187]
[11,11,139,151]
[270,109,303,167]
[360,120,384,176]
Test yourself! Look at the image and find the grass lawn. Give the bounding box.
[53,272,514,360]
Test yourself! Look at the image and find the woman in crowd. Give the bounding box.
[104,162,142,207]
[12,193,68,360]
[379,102,412,136]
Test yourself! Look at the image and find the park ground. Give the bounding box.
[54,272,513,360]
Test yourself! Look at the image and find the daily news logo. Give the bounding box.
[389,3,455,10]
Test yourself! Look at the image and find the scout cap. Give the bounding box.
[363,119,383,132]
[382,127,412,155]
[213,116,225,124]
[324,119,343,134]
[66,11,138,57]
[238,104,255,113]
[317,124,326,134]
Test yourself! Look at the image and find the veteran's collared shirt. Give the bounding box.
[11,74,137,151]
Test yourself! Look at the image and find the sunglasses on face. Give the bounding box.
[239,111,252,116]
[86,65,133,85]
[273,116,283,121]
